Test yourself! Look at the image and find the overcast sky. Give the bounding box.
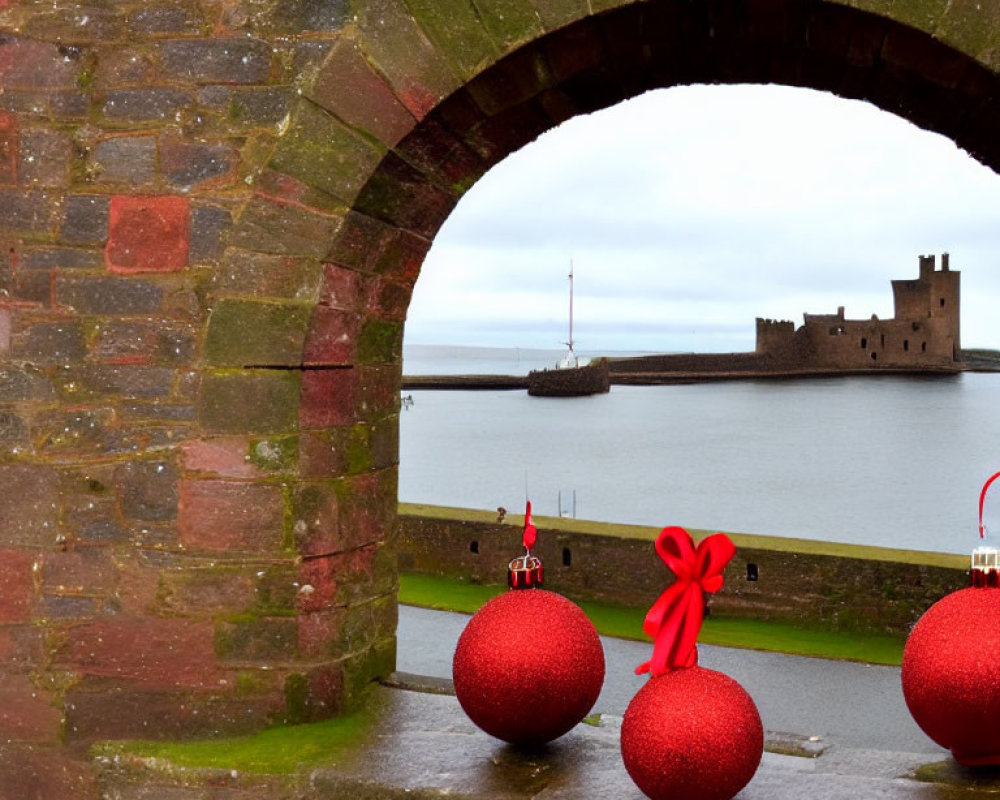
[404,84,1000,355]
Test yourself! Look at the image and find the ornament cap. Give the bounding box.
[508,553,544,589]
[971,546,1000,588]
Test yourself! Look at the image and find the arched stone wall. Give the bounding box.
[0,0,998,755]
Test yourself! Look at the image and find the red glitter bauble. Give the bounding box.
[452,589,605,745]
[902,586,1000,765]
[621,666,763,800]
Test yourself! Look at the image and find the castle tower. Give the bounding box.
[891,253,961,360]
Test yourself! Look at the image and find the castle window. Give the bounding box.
[881,334,885,347]
[562,547,572,567]
[860,337,867,349]
[912,321,921,332]
[922,342,927,352]
[470,540,479,554]
[903,339,909,351]
[871,352,878,361]
[940,298,946,307]
[746,563,759,582]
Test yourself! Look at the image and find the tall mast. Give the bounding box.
[567,260,574,354]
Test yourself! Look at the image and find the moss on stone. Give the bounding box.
[346,424,372,474]
[283,672,311,724]
[356,320,402,364]
[472,0,543,49]
[269,99,385,203]
[204,299,313,368]
[531,0,590,30]
[885,0,950,32]
[94,697,378,773]
[405,0,499,76]
[248,436,299,472]
[199,371,300,435]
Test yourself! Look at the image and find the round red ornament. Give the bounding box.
[902,584,1000,764]
[622,666,763,800]
[902,472,1000,765]
[621,526,763,800]
[452,502,605,745]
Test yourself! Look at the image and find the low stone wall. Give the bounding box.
[398,505,969,636]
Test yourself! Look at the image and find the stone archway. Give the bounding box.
[0,0,998,764]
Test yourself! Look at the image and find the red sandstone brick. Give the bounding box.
[326,211,397,272]
[298,555,339,612]
[41,549,116,595]
[309,39,417,147]
[339,471,396,549]
[0,550,34,622]
[304,662,344,718]
[302,307,359,366]
[160,137,239,190]
[320,263,370,310]
[0,677,63,742]
[177,479,286,553]
[64,679,285,742]
[373,229,430,282]
[299,368,358,428]
[0,112,16,185]
[157,568,257,617]
[105,194,190,274]
[0,625,43,669]
[253,169,345,216]
[372,277,411,322]
[0,308,10,356]
[0,744,97,797]
[59,617,220,687]
[292,484,341,558]
[358,365,402,417]
[297,608,344,659]
[181,436,263,478]
[298,431,350,479]
[112,557,166,615]
[0,39,79,90]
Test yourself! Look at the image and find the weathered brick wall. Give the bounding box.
[398,506,970,635]
[0,0,996,766]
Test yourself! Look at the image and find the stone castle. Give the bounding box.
[756,254,961,370]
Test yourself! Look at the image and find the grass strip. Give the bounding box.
[399,572,904,666]
[94,704,374,774]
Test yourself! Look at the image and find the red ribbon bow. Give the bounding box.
[636,526,736,676]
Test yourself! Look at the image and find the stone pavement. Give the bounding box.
[95,680,1000,800]
[302,682,1000,800]
[397,605,942,755]
[72,605,1000,799]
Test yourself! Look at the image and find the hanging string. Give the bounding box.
[636,526,735,676]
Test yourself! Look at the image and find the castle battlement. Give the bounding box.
[756,254,961,368]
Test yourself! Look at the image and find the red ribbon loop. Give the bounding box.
[979,472,1000,539]
[636,526,736,676]
[523,500,537,552]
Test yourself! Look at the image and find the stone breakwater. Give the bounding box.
[399,351,982,391]
[398,504,968,636]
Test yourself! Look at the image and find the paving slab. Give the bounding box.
[310,684,990,800]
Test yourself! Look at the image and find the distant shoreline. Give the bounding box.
[401,349,1000,391]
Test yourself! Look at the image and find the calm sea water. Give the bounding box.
[400,346,1000,555]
